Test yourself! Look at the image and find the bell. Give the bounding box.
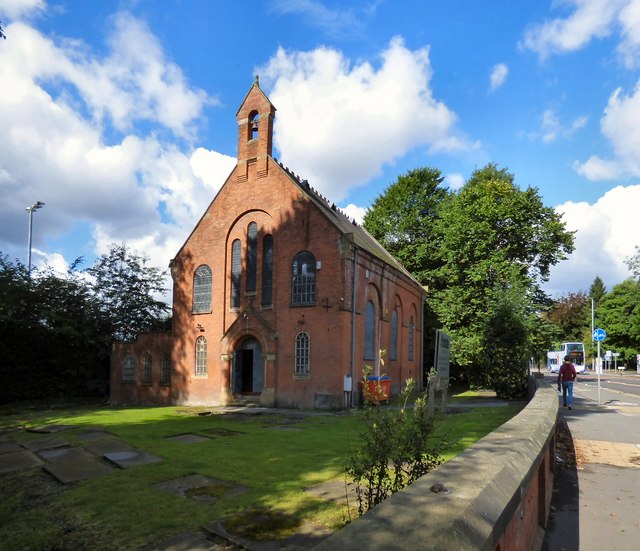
[251,120,259,132]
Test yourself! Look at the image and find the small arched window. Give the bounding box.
[295,332,310,376]
[408,317,415,361]
[364,300,375,361]
[262,234,273,306]
[193,265,212,313]
[142,354,152,384]
[195,336,207,377]
[390,309,398,361]
[291,251,316,305]
[122,355,136,383]
[160,354,171,385]
[231,239,241,309]
[246,222,258,293]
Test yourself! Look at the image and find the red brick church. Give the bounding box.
[110,80,426,409]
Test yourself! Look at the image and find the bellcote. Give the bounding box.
[236,76,276,163]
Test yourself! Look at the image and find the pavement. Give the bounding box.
[542,372,640,551]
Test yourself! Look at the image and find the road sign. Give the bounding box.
[593,328,606,341]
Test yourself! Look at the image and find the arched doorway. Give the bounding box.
[232,338,264,395]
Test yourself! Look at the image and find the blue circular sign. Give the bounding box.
[593,328,606,341]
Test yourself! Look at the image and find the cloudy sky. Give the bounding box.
[1,0,639,299]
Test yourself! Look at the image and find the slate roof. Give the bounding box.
[272,157,424,291]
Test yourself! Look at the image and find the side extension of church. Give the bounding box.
[110,81,426,410]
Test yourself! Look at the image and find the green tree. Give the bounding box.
[625,246,640,280]
[429,164,574,382]
[589,275,607,304]
[597,279,640,362]
[363,167,450,285]
[88,244,171,342]
[545,291,590,342]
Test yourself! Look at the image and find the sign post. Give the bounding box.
[593,328,606,405]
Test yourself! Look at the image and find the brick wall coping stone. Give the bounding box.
[314,383,558,551]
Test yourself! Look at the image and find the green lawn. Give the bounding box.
[0,399,522,550]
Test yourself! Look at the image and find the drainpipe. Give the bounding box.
[350,247,358,408]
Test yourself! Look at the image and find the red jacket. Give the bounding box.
[558,362,577,382]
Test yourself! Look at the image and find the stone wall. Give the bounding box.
[315,382,558,550]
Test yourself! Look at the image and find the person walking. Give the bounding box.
[558,355,577,410]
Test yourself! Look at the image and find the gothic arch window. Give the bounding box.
[295,331,310,376]
[122,355,136,383]
[160,354,171,385]
[364,300,376,361]
[195,336,207,377]
[192,265,212,313]
[291,251,316,305]
[408,317,415,361]
[231,239,241,309]
[248,110,260,141]
[246,222,258,293]
[390,309,399,361]
[262,234,273,306]
[142,354,152,384]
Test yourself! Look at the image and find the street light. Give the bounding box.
[25,200,45,276]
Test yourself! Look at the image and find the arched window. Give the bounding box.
[295,332,310,376]
[291,251,316,305]
[408,317,415,361]
[192,265,212,313]
[246,222,258,293]
[390,309,398,361]
[364,300,375,360]
[122,355,136,382]
[262,234,273,306]
[231,239,241,309]
[160,354,171,385]
[142,354,152,384]
[195,336,207,377]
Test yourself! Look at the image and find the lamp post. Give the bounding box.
[25,201,45,276]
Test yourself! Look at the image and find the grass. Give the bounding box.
[0,398,523,550]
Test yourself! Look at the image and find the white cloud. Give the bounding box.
[342,203,368,224]
[0,0,45,20]
[0,15,221,275]
[546,185,640,296]
[489,63,508,92]
[445,172,465,191]
[259,37,468,201]
[575,81,640,179]
[521,0,640,69]
[521,0,623,59]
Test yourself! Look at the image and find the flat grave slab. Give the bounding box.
[0,441,23,455]
[76,429,114,442]
[155,474,247,503]
[165,433,211,444]
[0,450,44,474]
[27,424,78,434]
[22,437,69,452]
[42,447,114,484]
[104,449,162,469]
[83,437,133,456]
[305,479,354,505]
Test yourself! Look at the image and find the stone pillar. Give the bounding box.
[220,353,232,405]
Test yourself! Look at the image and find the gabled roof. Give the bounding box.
[235,77,276,116]
[272,157,424,292]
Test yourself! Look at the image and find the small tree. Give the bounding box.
[88,244,171,341]
[347,373,444,516]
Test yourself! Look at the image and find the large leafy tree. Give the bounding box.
[363,167,450,285]
[597,279,640,362]
[88,244,171,342]
[429,164,574,383]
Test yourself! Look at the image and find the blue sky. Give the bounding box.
[1,0,640,298]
